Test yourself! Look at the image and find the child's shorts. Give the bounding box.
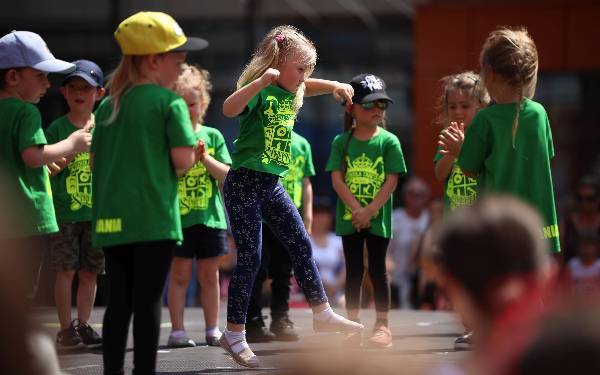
[175,224,228,260]
[50,222,105,274]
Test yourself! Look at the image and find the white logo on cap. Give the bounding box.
[361,75,383,92]
[173,21,183,37]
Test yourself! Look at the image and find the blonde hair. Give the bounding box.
[237,25,317,113]
[103,55,144,124]
[173,63,212,124]
[435,71,490,128]
[480,27,539,148]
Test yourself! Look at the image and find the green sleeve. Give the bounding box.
[166,98,196,148]
[325,134,345,172]
[546,117,555,159]
[238,91,262,118]
[18,105,46,151]
[384,135,407,175]
[457,113,488,174]
[303,139,316,177]
[213,130,232,165]
[45,120,59,144]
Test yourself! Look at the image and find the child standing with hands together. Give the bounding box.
[221,25,363,368]
[326,74,406,348]
[454,27,560,254]
[90,12,208,374]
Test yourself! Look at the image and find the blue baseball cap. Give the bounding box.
[63,60,104,87]
[0,31,75,74]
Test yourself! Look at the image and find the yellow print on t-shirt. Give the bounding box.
[261,96,295,166]
[281,154,306,207]
[343,154,385,220]
[447,164,477,210]
[178,147,215,215]
[65,153,92,211]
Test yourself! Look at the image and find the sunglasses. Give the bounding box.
[359,101,389,110]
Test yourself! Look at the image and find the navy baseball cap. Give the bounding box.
[63,60,104,87]
[0,31,75,74]
[349,73,393,104]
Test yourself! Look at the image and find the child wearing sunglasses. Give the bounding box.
[326,73,406,348]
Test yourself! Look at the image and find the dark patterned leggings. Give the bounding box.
[224,168,328,324]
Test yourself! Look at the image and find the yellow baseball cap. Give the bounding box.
[115,11,208,55]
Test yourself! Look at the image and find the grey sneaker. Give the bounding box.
[454,331,473,351]
[73,319,102,349]
[205,333,222,347]
[167,331,196,348]
[56,322,82,349]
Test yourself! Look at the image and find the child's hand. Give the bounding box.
[260,68,280,87]
[194,139,206,162]
[68,129,93,153]
[333,82,354,109]
[438,121,465,157]
[352,206,374,229]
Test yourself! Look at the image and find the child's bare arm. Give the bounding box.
[171,146,197,177]
[331,171,362,211]
[302,177,313,235]
[201,153,230,183]
[305,78,353,104]
[353,173,398,228]
[434,154,455,181]
[222,69,279,118]
[21,129,91,168]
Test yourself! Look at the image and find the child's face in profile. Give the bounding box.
[180,88,206,126]
[12,68,50,103]
[155,52,187,90]
[276,59,310,93]
[60,77,104,114]
[447,89,479,127]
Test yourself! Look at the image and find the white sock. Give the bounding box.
[206,326,222,338]
[224,329,249,353]
[314,307,346,323]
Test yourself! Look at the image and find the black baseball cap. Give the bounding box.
[349,73,393,104]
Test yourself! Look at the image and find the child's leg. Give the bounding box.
[103,246,135,374]
[223,168,269,328]
[341,232,366,321]
[54,270,76,329]
[365,234,391,324]
[197,257,221,330]
[261,182,327,308]
[168,257,193,331]
[131,241,174,374]
[76,270,97,323]
[78,221,104,324]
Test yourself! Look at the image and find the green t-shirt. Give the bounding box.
[434,145,479,212]
[0,98,58,237]
[458,99,560,253]
[326,128,407,238]
[280,131,315,208]
[179,125,231,230]
[91,84,197,247]
[231,84,297,177]
[45,116,92,224]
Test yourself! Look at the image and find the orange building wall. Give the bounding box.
[413,3,600,196]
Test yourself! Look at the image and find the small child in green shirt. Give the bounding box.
[45,60,106,349]
[0,31,91,298]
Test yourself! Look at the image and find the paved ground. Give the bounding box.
[34,307,466,374]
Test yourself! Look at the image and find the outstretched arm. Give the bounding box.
[305,78,354,105]
[222,68,279,118]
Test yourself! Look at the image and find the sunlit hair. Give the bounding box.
[480,27,539,148]
[237,25,317,113]
[174,63,212,125]
[434,71,490,128]
[103,55,144,124]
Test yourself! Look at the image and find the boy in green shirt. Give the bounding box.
[46,60,105,349]
[0,31,91,298]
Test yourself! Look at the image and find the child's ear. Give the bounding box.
[4,69,20,86]
[96,87,106,101]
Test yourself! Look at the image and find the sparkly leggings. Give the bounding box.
[223,167,328,324]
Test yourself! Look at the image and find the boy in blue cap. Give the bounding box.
[46,60,105,349]
[0,31,92,298]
